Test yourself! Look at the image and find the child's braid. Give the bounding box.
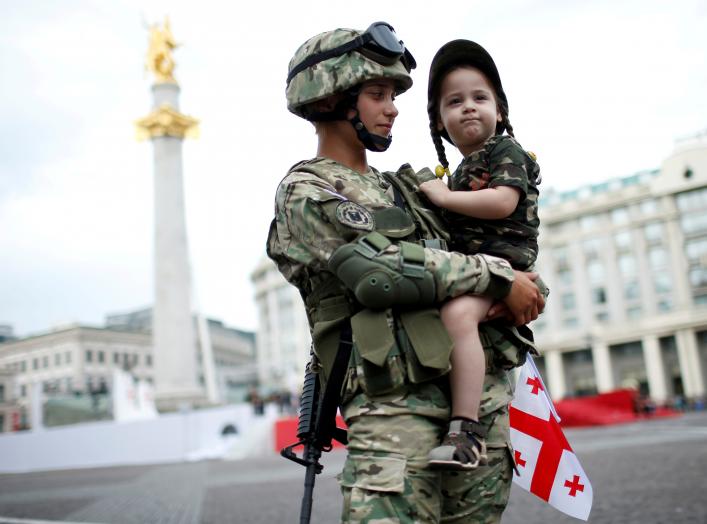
[499,100,514,138]
[428,101,449,170]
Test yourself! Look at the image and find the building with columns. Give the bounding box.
[250,257,311,394]
[252,131,707,405]
[532,131,707,403]
[0,311,257,430]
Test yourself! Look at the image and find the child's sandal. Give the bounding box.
[427,419,488,471]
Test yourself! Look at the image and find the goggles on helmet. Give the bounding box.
[287,22,416,85]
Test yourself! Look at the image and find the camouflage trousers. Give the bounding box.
[338,384,513,523]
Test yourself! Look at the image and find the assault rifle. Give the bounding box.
[281,325,352,524]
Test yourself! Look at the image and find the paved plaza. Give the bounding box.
[1,412,705,523]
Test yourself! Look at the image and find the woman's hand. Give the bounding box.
[418,178,450,207]
[500,271,545,326]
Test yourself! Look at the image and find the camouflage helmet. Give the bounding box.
[286,25,414,118]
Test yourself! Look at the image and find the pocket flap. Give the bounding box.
[351,309,395,367]
[339,453,406,493]
[399,309,452,370]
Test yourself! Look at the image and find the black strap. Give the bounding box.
[314,320,352,448]
[391,183,406,210]
[287,35,369,85]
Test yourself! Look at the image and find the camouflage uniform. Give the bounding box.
[446,134,541,271]
[268,159,524,523]
[270,26,529,523]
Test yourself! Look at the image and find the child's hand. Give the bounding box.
[419,179,450,207]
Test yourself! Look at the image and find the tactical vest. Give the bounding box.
[289,161,454,401]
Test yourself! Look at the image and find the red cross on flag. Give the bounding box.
[510,356,593,520]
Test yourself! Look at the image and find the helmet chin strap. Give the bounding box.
[348,110,393,152]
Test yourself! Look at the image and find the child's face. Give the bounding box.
[437,66,501,156]
[349,79,399,143]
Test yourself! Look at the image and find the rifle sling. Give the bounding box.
[314,320,352,448]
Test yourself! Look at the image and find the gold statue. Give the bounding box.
[145,17,178,83]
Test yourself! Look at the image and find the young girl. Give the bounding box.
[420,40,542,470]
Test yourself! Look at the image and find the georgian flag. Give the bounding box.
[510,356,593,520]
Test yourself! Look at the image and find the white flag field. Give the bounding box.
[510,356,593,520]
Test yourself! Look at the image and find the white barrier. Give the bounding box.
[0,403,279,473]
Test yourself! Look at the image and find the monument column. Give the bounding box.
[136,19,203,409]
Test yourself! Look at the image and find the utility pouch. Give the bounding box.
[398,308,452,383]
[350,309,405,396]
[311,296,352,382]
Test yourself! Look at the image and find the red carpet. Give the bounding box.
[555,388,679,427]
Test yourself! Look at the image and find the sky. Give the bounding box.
[1,0,706,337]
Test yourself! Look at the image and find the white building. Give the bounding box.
[252,131,707,406]
[0,368,18,432]
[0,311,258,429]
[251,257,311,394]
[533,131,707,403]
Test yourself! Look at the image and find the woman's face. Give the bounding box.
[349,79,399,141]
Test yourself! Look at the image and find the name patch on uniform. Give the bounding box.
[336,201,375,231]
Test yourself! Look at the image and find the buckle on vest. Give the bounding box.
[354,232,391,259]
[400,242,425,279]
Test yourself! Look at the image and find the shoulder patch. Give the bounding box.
[336,201,375,231]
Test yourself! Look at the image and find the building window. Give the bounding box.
[644,222,663,244]
[66,351,72,364]
[43,356,49,368]
[20,384,27,397]
[33,358,39,370]
[618,254,636,276]
[610,207,629,225]
[146,355,153,367]
[582,237,602,260]
[557,267,573,285]
[640,198,658,216]
[657,299,673,312]
[648,247,668,270]
[20,361,26,372]
[98,351,105,364]
[624,281,640,300]
[592,287,607,305]
[595,311,609,323]
[86,350,93,363]
[653,273,672,294]
[579,214,600,232]
[0,384,5,403]
[561,292,576,310]
[554,245,570,269]
[676,187,707,212]
[114,353,120,364]
[55,353,61,366]
[563,317,579,329]
[627,306,642,319]
[587,260,605,284]
[614,230,632,251]
[680,210,707,235]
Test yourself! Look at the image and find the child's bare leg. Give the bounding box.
[428,294,492,470]
[441,294,493,421]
